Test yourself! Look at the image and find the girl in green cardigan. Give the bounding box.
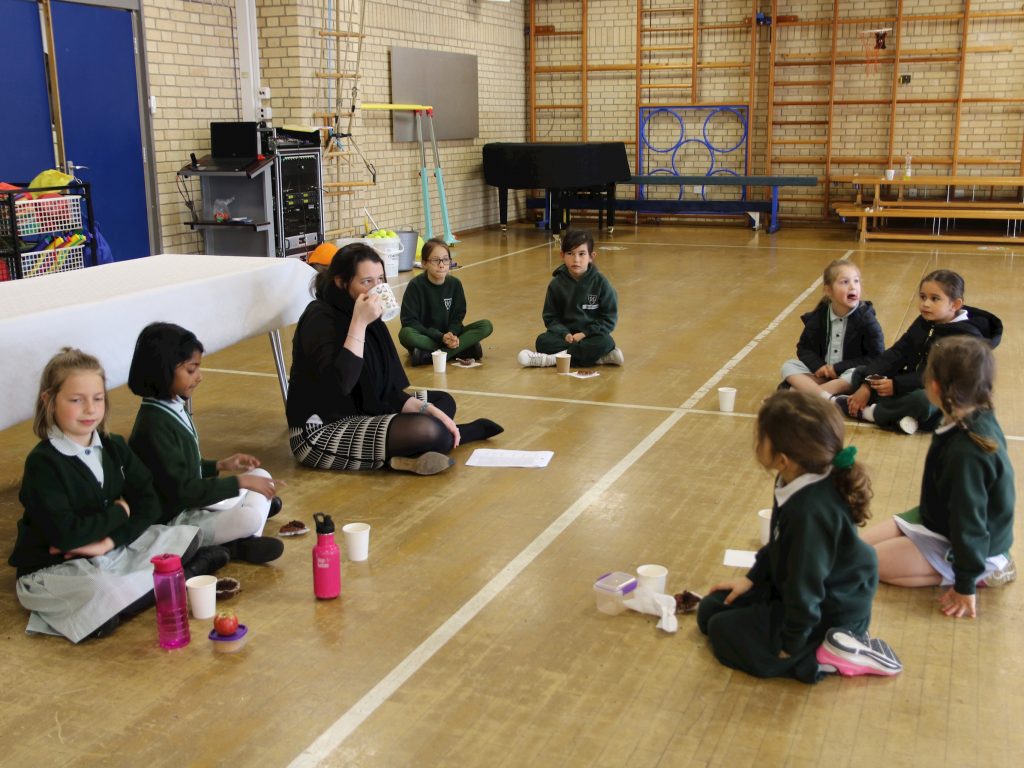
[698,391,902,681]
[128,323,284,564]
[8,348,212,642]
[862,335,1016,618]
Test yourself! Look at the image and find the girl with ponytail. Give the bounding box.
[862,335,1016,618]
[698,390,902,681]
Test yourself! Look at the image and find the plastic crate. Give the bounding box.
[0,195,83,237]
[1,245,86,281]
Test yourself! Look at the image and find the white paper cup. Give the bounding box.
[636,563,668,594]
[368,282,400,322]
[758,509,773,546]
[884,169,896,181]
[186,574,217,619]
[342,522,371,562]
[555,351,571,374]
[717,386,737,412]
[431,349,447,373]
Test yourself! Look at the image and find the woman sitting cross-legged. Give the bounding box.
[286,243,503,475]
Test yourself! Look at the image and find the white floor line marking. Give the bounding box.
[286,272,825,767]
[610,240,1011,258]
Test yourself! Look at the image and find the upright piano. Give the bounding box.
[482,142,632,234]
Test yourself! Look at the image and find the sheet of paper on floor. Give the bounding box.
[465,449,554,468]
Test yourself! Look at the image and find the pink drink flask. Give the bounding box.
[150,553,190,649]
[312,513,341,599]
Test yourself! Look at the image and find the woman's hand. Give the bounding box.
[815,364,837,380]
[238,473,276,500]
[352,292,383,325]
[710,576,754,605]
[868,377,895,397]
[847,384,872,416]
[427,404,461,449]
[938,588,976,618]
[217,453,261,472]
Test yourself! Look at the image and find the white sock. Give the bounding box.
[862,405,876,422]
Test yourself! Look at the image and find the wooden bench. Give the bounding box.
[834,203,1024,243]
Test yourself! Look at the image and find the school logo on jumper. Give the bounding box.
[582,294,599,310]
[443,298,453,310]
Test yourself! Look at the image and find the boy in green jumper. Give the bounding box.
[399,239,493,366]
[518,229,623,368]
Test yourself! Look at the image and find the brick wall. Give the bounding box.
[141,1,1022,251]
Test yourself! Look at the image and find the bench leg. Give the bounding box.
[768,187,780,233]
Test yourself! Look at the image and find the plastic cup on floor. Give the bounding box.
[718,387,737,412]
[431,349,447,373]
[368,282,400,321]
[758,508,773,546]
[186,574,217,619]
[636,564,668,594]
[555,351,571,374]
[342,522,371,562]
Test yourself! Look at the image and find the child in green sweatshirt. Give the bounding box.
[518,228,623,368]
[399,239,493,366]
[861,335,1016,618]
[698,391,902,681]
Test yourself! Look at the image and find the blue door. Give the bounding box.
[52,1,150,259]
[0,0,56,180]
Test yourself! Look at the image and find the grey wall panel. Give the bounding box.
[390,47,478,141]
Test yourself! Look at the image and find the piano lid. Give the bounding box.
[483,142,632,190]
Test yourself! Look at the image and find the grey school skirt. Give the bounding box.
[16,523,201,644]
[289,413,397,470]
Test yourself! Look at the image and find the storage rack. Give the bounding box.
[0,182,96,281]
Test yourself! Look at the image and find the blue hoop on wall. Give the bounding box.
[671,138,715,177]
[702,107,748,154]
[639,108,685,154]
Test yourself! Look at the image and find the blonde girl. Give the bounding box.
[7,348,223,643]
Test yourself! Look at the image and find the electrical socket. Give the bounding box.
[259,105,273,120]
[258,86,272,100]
[900,74,911,85]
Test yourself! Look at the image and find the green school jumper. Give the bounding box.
[129,399,239,524]
[918,410,1015,595]
[697,473,877,684]
[398,273,493,358]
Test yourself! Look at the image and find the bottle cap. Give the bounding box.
[150,553,183,573]
[313,513,335,534]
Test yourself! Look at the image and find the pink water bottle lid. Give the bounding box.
[150,553,183,572]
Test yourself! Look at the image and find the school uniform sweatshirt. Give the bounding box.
[400,273,467,341]
[795,300,885,375]
[746,475,877,655]
[856,305,1003,395]
[919,410,1015,595]
[542,263,618,337]
[129,400,240,523]
[8,434,163,577]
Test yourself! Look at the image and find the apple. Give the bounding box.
[214,610,239,637]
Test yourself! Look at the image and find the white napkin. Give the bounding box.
[623,586,679,633]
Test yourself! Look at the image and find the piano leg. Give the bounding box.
[607,183,616,233]
[499,187,508,231]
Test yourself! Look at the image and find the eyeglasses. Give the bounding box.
[357,275,387,287]
[426,257,452,266]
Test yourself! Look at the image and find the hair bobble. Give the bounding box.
[833,445,857,469]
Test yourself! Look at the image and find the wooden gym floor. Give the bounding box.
[1,221,1022,768]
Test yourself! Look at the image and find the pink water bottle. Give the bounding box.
[150,553,190,649]
[312,513,341,599]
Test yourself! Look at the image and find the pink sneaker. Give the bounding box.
[816,629,902,677]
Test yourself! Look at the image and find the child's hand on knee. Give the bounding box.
[443,332,459,349]
[848,385,871,416]
[239,473,276,500]
[938,588,976,618]
[711,576,754,605]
